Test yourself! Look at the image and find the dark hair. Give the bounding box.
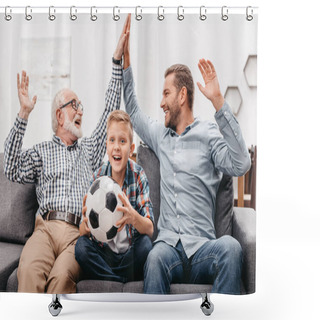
[165,64,194,110]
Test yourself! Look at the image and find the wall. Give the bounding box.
[0,12,257,152]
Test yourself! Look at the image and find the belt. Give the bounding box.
[44,211,81,227]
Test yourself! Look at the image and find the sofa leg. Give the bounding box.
[200,293,214,316]
[48,294,63,317]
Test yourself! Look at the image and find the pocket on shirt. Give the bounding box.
[177,141,209,176]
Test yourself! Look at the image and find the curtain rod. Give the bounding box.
[0,6,259,9]
[0,6,258,22]
[0,6,259,13]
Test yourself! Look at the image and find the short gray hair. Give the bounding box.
[51,89,68,133]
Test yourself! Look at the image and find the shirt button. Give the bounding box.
[174,193,178,198]
[224,111,227,116]
[177,215,180,219]
[173,172,176,177]
[174,150,177,154]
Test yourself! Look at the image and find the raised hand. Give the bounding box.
[197,59,224,112]
[17,70,37,120]
[123,13,131,69]
[113,14,131,61]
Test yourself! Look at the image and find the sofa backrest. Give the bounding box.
[0,146,233,245]
[0,153,38,244]
[136,145,234,242]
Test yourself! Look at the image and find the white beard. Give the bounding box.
[63,113,83,139]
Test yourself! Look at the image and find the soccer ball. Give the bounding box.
[86,176,123,243]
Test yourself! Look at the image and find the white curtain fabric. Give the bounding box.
[0,12,257,152]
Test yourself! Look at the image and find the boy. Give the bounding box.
[75,110,154,283]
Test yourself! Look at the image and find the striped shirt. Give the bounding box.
[3,63,122,222]
[91,159,154,251]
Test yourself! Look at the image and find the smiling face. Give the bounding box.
[161,73,182,131]
[61,91,83,139]
[106,121,135,186]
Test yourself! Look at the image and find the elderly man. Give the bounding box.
[3,16,130,294]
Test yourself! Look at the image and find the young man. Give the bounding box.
[120,16,251,294]
[3,15,131,294]
[75,110,154,283]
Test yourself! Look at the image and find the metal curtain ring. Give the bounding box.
[200,6,207,21]
[91,6,98,21]
[49,6,56,21]
[113,6,120,21]
[221,6,228,21]
[158,6,165,21]
[4,6,12,21]
[70,6,77,21]
[135,6,142,21]
[246,6,253,21]
[25,6,32,21]
[177,6,184,21]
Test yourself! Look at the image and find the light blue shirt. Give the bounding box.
[123,66,251,258]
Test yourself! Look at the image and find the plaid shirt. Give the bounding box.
[3,63,122,221]
[91,159,154,247]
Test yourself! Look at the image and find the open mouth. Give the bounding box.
[113,156,122,162]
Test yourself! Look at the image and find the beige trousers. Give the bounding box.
[17,215,82,293]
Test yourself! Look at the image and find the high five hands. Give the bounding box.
[17,71,37,120]
[197,59,224,112]
[114,14,131,62]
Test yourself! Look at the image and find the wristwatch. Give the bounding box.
[112,57,122,65]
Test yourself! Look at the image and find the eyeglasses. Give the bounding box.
[60,99,84,113]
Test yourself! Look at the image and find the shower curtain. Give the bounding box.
[0,6,257,299]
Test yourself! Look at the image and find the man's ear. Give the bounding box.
[130,143,135,157]
[56,109,64,126]
[179,86,187,106]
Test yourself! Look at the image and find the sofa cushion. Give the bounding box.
[0,242,24,291]
[0,153,38,244]
[214,173,234,238]
[76,280,124,293]
[123,280,144,293]
[136,145,161,242]
[6,268,18,292]
[170,283,212,294]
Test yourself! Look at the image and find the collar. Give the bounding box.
[53,135,79,149]
[106,160,130,190]
[169,118,200,137]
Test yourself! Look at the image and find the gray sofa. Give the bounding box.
[0,145,256,294]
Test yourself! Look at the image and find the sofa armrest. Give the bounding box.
[232,207,256,294]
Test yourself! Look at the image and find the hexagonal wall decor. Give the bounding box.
[224,86,242,115]
[244,55,257,88]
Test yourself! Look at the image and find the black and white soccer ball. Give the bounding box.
[86,176,123,243]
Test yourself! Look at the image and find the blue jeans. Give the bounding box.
[75,234,152,282]
[144,236,242,294]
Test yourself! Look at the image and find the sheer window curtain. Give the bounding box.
[0,11,257,152]
[0,5,258,317]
